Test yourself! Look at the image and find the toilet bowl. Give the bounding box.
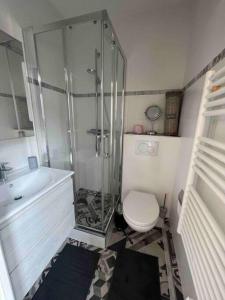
[123,190,159,232]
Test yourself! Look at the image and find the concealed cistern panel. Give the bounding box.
[135,140,159,156]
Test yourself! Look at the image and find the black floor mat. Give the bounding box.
[32,244,100,300]
[108,238,127,252]
[108,249,161,300]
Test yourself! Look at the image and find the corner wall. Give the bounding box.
[119,4,190,131]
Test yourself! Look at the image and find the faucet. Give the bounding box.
[0,162,12,183]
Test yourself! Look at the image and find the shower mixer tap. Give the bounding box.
[96,134,110,158]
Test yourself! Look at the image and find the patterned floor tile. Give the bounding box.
[76,188,112,230]
[24,221,184,300]
[165,219,183,299]
[89,296,101,300]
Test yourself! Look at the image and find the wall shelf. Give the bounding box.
[124,132,181,138]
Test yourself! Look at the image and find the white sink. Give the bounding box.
[0,167,74,227]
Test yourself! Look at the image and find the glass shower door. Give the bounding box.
[102,23,125,227]
[65,20,104,231]
[34,29,71,170]
[23,11,126,234]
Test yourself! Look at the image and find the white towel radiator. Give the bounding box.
[178,68,225,300]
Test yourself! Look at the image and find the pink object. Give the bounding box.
[133,124,144,134]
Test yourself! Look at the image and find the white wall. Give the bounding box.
[122,134,181,215]
[124,94,165,133]
[116,2,189,130]
[170,1,225,298]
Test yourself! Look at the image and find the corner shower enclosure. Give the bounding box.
[23,11,126,234]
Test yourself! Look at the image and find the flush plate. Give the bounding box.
[135,140,159,156]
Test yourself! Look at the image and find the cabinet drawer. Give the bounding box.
[10,211,74,300]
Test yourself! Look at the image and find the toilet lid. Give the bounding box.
[123,191,159,227]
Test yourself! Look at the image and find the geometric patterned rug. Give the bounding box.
[107,227,171,300]
[24,223,184,300]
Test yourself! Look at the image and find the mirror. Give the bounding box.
[144,105,161,135]
[0,29,34,140]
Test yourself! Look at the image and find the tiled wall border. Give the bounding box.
[125,89,182,96]
[27,47,225,98]
[29,77,183,97]
[0,92,14,99]
[184,47,225,90]
[0,92,27,101]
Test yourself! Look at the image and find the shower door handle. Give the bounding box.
[96,135,101,157]
[95,134,110,158]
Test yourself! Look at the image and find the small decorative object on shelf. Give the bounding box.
[211,85,221,92]
[145,105,161,135]
[164,91,183,136]
[133,124,144,134]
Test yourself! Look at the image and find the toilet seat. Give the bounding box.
[123,190,159,232]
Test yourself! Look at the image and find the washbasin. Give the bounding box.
[0,167,74,226]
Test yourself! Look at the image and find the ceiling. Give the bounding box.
[47,0,192,20]
[0,0,193,33]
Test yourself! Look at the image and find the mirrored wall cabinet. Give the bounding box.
[0,29,34,140]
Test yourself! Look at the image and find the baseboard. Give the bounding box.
[69,228,106,248]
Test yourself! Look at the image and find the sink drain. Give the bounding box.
[14,195,23,200]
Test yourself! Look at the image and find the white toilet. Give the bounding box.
[123,190,160,232]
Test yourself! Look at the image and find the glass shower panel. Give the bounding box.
[35,30,71,170]
[65,20,104,231]
[102,21,115,227]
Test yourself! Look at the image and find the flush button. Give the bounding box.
[135,140,159,156]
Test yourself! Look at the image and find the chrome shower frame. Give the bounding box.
[22,10,126,235]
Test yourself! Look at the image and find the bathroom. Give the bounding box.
[0,1,225,300]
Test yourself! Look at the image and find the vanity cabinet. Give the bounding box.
[0,177,74,300]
